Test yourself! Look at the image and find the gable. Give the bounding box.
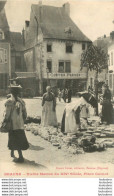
[10,32,25,51]
[31,4,91,42]
[0,8,9,30]
[0,1,6,12]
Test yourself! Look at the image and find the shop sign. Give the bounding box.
[43,72,87,79]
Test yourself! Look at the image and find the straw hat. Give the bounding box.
[8,80,22,89]
[8,84,22,89]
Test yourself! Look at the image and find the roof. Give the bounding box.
[29,4,91,42]
[10,32,25,51]
[93,36,110,53]
[0,8,9,29]
[0,1,6,12]
[108,40,114,48]
[0,7,10,41]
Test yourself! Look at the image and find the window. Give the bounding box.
[4,50,7,63]
[47,60,52,73]
[109,74,112,89]
[0,48,7,63]
[58,61,64,72]
[0,32,2,40]
[66,43,72,53]
[15,56,21,71]
[0,29,4,40]
[47,44,52,52]
[109,55,110,66]
[82,43,86,50]
[111,52,113,66]
[58,61,71,73]
[65,61,71,72]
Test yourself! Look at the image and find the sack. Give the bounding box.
[0,102,14,133]
[0,120,12,133]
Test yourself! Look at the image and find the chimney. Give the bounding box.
[39,1,42,6]
[22,28,25,45]
[110,31,114,40]
[25,20,30,41]
[63,2,70,16]
[25,20,30,28]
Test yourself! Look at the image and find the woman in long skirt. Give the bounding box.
[61,93,97,134]
[42,86,58,127]
[101,84,113,124]
[3,84,29,163]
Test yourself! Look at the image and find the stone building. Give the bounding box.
[0,1,11,95]
[87,35,110,90]
[108,31,114,95]
[10,32,26,76]
[23,2,91,95]
[0,1,26,95]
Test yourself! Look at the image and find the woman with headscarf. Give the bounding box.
[42,86,58,127]
[61,93,97,134]
[2,84,29,163]
[101,84,113,124]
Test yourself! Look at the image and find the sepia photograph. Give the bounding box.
[0,0,114,178]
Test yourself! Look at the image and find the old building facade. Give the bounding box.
[108,32,114,95]
[0,1,26,95]
[87,35,110,90]
[24,2,91,95]
[0,1,11,95]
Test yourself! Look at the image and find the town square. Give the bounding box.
[0,0,114,177]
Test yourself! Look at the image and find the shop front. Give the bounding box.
[108,73,114,96]
[42,72,87,95]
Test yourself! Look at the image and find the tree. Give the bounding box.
[81,44,109,115]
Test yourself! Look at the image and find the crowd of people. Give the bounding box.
[0,82,113,163]
[57,88,72,103]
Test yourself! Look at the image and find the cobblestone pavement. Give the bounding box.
[0,97,114,177]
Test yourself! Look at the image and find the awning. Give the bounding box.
[15,72,37,78]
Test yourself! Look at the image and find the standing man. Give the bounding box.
[67,88,72,103]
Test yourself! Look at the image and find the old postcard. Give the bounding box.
[0,0,114,178]
[1,178,113,195]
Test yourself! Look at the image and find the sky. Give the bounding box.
[4,0,114,41]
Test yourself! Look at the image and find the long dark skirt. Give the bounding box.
[101,102,113,124]
[61,110,66,133]
[8,129,29,150]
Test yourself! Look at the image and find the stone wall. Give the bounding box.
[24,49,34,72]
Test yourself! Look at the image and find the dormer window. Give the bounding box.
[64,27,72,37]
[0,29,4,40]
